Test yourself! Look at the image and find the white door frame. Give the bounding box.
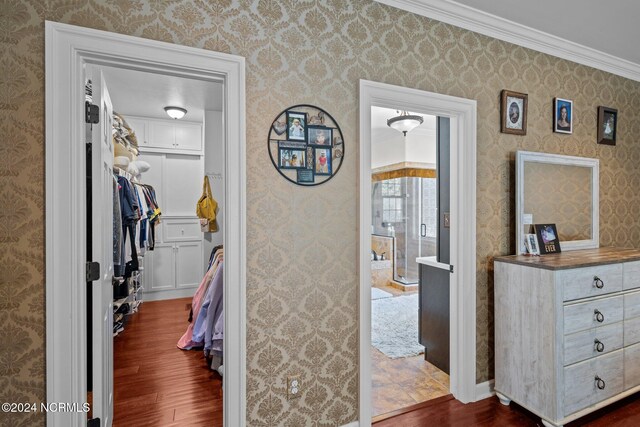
[45,22,246,427]
[359,80,477,423]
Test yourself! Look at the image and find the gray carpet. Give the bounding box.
[371,287,393,300]
[372,293,425,359]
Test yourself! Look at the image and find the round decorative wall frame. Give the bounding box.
[268,104,344,186]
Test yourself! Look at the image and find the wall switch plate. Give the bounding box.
[287,375,301,399]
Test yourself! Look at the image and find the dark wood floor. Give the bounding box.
[113,298,222,426]
[374,392,640,427]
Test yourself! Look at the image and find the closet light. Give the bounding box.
[164,106,187,120]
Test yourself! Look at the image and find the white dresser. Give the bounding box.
[494,248,640,427]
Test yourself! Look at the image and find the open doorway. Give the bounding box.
[359,80,478,425]
[369,107,450,417]
[84,64,226,425]
[45,22,246,427]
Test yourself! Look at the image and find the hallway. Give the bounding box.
[112,298,223,426]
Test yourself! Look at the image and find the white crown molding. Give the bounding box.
[375,0,640,82]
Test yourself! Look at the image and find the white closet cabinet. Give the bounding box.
[127,116,202,153]
[494,248,640,427]
[145,241,203,293]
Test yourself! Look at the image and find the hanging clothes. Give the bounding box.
[177,247,224,351]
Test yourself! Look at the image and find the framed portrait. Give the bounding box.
[314,147,332,175]
[286,111,307,141]
[279,147,307,169]
[501,90,528,135]
[597,106,617,146]
[308,126,332,147]
[554,98,573,134]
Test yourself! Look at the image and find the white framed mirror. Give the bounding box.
[516,151,599,254]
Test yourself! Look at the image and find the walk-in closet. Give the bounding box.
[85,65,226,426]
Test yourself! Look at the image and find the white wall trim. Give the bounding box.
[475,379,495,401]
[375,0,640,82]
[45,21,246,427]
[359,80,477,426]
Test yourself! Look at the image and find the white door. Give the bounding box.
[88,66,114,427]
[150,244,176,291]
[176,241,204,287]
[149,121,176,148]
[174,122,202,151]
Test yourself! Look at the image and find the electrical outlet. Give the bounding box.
[287,375,301,399]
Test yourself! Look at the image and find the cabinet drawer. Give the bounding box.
[624,343,640,390]
[624,317,640,346]
[623,261,640,290]
[563,350,623,416]
[564,295,623,335]
[163,219,201,242]
[559,264,623,301]
[624,290,640,319]
[564,322,623,366]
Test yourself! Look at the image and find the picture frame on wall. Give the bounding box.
[534,223,561,255]
[597,106,617,146]
[279,147,307,169]
[308,126,333,147]
[554,98,573,134]
[500,90,528,135]
[314,147,332,175]
[286,111,307,141]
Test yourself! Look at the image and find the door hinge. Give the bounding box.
[85,101,99,124]
[86,261,100,282]
[449,265,454,273]
[87,417,100,427]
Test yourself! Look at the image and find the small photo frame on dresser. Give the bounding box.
[524,233,540,256]
[534,224,561,255]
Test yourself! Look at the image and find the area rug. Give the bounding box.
[371,293,425,359]
[371,287,393,300]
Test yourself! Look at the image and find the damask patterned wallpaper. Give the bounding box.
[3,1,640,426]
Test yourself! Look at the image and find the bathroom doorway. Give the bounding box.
[369,107,449,417]
[359,80,478,425]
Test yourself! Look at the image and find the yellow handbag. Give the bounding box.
[196,176,218,232]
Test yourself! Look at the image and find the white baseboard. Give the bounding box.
[143,287,196,301]
[475,379,495,401]
[340,422,359,427]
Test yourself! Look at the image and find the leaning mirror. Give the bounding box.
[516,151,599,254]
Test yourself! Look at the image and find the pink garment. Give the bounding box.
[177,254,222,349]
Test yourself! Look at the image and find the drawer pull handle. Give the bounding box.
[594,339,605,352]
[593,276,604,289]
[595,376,606,390]
[594,309,605,323]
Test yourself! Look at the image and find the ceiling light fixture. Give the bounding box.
[164,106,187,120]
[387,110,424,136]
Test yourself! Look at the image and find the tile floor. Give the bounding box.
[371,347,450,416]
[371,283,450,417]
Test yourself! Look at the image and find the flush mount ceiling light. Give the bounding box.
[164,106,187,120]
[387,110,424,136]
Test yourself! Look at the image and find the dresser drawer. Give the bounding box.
[559,264,623,301]
[624,343,640,390]
[563,350,623,416]
[624,290,640,319]
[623,261,640,290]
[624,317,640,346]
[564,295,623,335]
[564,322,623,366]
[163,219,201,242]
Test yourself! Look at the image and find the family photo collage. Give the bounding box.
[269,105,344,186]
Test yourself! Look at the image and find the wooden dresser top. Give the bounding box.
[494,247,640,270]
